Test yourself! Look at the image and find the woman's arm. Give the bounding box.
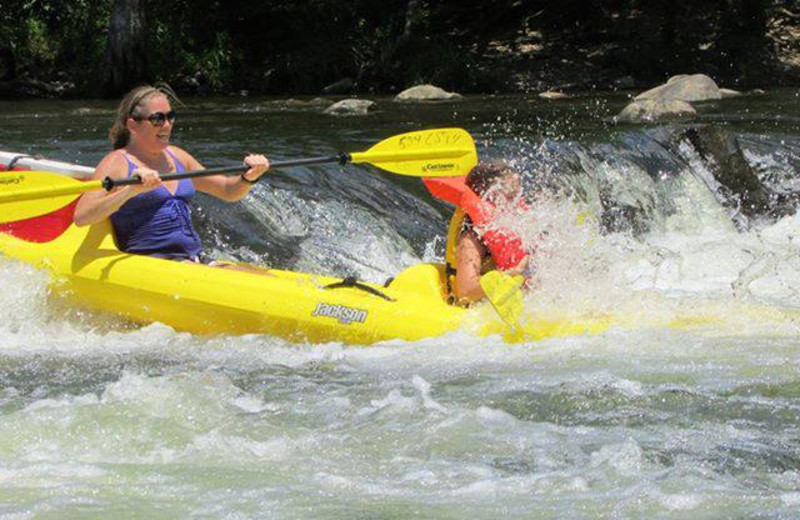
[173,147,269,202]
[73,152,162,226]
[454,230,489,303]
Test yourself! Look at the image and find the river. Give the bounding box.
[1,91,799,518]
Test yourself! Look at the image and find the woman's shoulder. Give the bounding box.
[94,149,130,180]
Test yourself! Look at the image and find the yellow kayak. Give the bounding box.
[0,216,618,344]
[0,150,614,344]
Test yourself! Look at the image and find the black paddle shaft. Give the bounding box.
[101,153,351,191]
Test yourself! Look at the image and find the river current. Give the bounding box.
[1,91,799,518]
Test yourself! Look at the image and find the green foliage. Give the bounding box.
[403,39,481,90]
[3,0,110,88]
[182,32,235,91]
[0,0,791,96]
[23,18,57,69]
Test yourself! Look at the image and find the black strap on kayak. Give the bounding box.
[323,276,396,301]
[1,154,35,171]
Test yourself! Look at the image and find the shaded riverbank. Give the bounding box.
[2,1,799,99]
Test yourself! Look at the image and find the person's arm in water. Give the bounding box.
[455,230,531,303]
[170,147,269,202]
[73,152,163,227]
[454,230,488,303]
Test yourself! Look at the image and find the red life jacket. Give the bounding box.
[423,176,527,270]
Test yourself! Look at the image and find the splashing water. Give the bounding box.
[1,92,800,517]
[467,129,800,343]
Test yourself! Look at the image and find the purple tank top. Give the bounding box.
[110,149,203,260]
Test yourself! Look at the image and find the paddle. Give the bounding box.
[479,270,525,330]
[0,127,477,222]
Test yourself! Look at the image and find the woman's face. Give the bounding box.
[128,95,175,149]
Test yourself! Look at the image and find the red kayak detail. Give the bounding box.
[0,200,78,243]
[0,166,77,243]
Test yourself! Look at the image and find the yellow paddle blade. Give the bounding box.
[480,271,525,329]
[0,170,99,223]
[350,128,477,177]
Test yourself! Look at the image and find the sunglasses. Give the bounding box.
[134,110,177,127]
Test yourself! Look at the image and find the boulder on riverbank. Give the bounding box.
[617,73,746,124]
[323,99,376,116]
[719,88,744,98]
[616,99,696,123]
[394,84,462,102]
[635,74,724,103]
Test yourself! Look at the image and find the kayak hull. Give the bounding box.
[0,218,470,344]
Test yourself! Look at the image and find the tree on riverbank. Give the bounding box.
[104,0,148,96]
[1,0,798,98]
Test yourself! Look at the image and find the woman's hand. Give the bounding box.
[503,255,530,277]
[241,154,270,183]
[130,167,163,194]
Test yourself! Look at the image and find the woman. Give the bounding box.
[454,162,530,303]
[74,84,269,263]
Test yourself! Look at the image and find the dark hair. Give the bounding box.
[109,83,181,149]
[465,162,516,196]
